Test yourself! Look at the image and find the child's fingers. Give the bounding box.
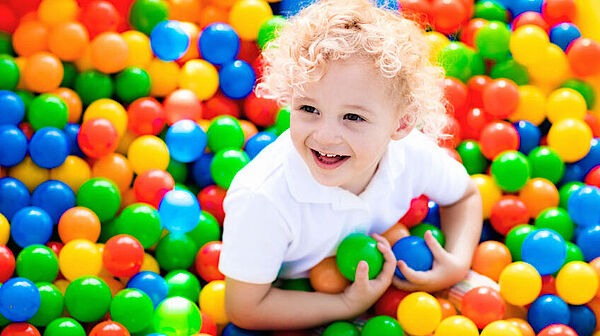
[424,230,448,262]
[378,243,398,278]
[392,276,421,292]
[372,233,391,249]
[396,260,428,285]
[354,260,370,286]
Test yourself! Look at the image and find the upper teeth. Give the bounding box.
[319,151,338,157]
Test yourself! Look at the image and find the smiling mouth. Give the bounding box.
[311,149,349,168]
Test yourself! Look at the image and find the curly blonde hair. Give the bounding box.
[255,0,449,141]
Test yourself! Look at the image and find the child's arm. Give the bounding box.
[393,179,483,292]
[224,234,397,330]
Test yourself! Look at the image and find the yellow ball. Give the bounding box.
[0,213,9,245]
[140,253,161,274]
[116,129,138,156]
[59,239,102,281]
[546,88,588,123]
[83,98,128,137]
[49,155,91,193]
[499,262,542,306]
[509,25,549,66]
[434,316,479,336]
[122,30,153,69]
[397,292,442,336]
[528,44,570,87]
[127,135,170,175]
[53,279,70,295]
[547,118,593,162]
[472,174,502,219]
[229,0,273,41]
[199,280,229,325]
[480,321,522,336]
[179,59,219,100]
[425,31,451,63]
[147,58,180,97]
[9,156,49,192]
[556,261,599,305]
[509,85,546,126]
[38,0,79,26]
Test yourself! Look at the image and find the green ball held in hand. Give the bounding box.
[457,140,488,175]
[155,233,198,272]
[410,223,446,247]
[361,315,405,336]
[210,149,250,189]
[0,55,19,90]
[153,296,202,336]
[115,203,162,249]
[75,70,114,106]
[336,233,384,281]
[491,150,530,192]
[64,276,112,323]
[528,146,565,185]
[28,94,68,131]
[28,283,64,327]
[76,178,121,222]
[16,245,59,283]
[115,67,151,104]
[475,21,511,62]
[129,0,169,36]
[207,115,245,152]
[43,317,86,336]
[165,270,201,303]
[534,207,574,241]
[110,289,154,333]
[505,224,534,261]
[558,181,584,209]
[323,321,360,336]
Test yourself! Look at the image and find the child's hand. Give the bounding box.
[340,233,397,316]
[392,230,470,293]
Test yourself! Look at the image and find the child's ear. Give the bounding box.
[391,116,414,140]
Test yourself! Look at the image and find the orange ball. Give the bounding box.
[38,0,79,27]
[178,22,201,64]
[51,87,82,123]
[518,177,559,219]
[585,296,600,331]
[89,321,130,336]
[58,206,101,243]
[240,119,258,144]
[92,153,134,192]
[382,221,410,246]
[13,20,49,57]
[48,21,89,61]
[506,318,536,336]
[471,241,512,282]
[90,32,129,73]
[169,0,202,22]
[438,297,458,319]
[23,51,63,92]
[199,5,228,28]
[309,257,350,294]
[589,257,600,298]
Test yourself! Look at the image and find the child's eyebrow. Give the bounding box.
[342,104,373,114]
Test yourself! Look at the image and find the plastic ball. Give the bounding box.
[489,195,528,235]
[109,289,154,333]
[153,296,202,336]
[10,206,53,248]
[188,210,221,252]
[219,60,256,99]
[58,239,102,281]
[163,89,203,126]
[568,185,600,227]
[392,236,433,279]
[559,181,584,209]
[461,286,505,329]
[74,70,114,105]
[128,135,170,175]
[499,261,542,306]
[28,94,68,131]
[513,121,540,156]
[0,56,19,91]
[207,116,245,152]
[528,294,570,333]
[480,320,523,336]
[199,23,240,66]
[88,321,130,336]
[456,141,487,175]
[29,127,68,169]
[49,155,90,193]
[479,121,520,160]
[547,88,587,124]
[57,207,100,244]
[114,204,162,249]
[567,38,600,77]
[528,146,564,184]
[126,271,168,308]
[166,120,207,163]
[308,256,350,294]
[0,177,30,221]
[158,189,200,233]
[550,23,581,52]
[490,150,530,192]
[509,85,546,126]
[482,79,520,118]
[561,79,595,110]
[146,59,179,97]
[199,280,227,325]
[179,59,219,100]
[43,317,85,336]
[534,207,574,241]
[197,185,226,224]
[90,32,129,74]
[521,228,567,276]
[115,67,151,104]
[568,304,596,336]
[51,88,82,124]
[434,316,478,336]
[361,315,404,336]
[0,277,40,322]
[245,131,277,159]
[518,177,559,218]
[76,178,120,222]
[257,15,285,50]
[229,0,273,41]
[48,21,89,61]
[475,21,511,61]
[80,1,119,38]
[103,234,144,278]
[121,31,152,69]
[472,174,502,218]
[150,20,189,62]
[23,52,63,93]
[0,125,27,167]
[396,292,441,336]
[0,90,25,125]
[64,276,111,323]
[0,245,15,283]
[409,223,445,247]
[336,233,384,281]
[127,97,166,136]
[471,241,512,282]
[31,180,74,226]
[577,225,600,262]
[530,43,570,86]
[27,282,63,327]
[194,241,224,283]
[555,261,598,305]
[0,214,8,246]
[128,0,169,35]
[210,149,250,189]
[430,0,468,35]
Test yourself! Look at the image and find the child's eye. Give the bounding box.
[344,113,365,122]
[299,105,318,114]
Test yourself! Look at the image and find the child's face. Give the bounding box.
[290,57,411,195]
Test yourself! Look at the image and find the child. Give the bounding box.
[218,0,483,330]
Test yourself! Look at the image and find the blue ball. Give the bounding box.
[573,138,600,176]
[63,123,84,157]
[150,20,190,62]
[219,60,256,99]
[569,304,596,336]
[199,23,240,66]
[281,0,397,17]
[0,277,41,322]
[222,323,266,336]
[423,200,441,227]
[560,163,586,185]
[550,23,582,52]
[0,177,30,221]
[576,225,600,262]
[528,294,570,333]
[0,124,27,166]
[568,185,600,227]
[158,189,201,233]
[126,271,169,308]
[32,180,76,224]
[510,0,543,17]
[29,127,69,169]
[166,119,207,163]
[245,131,277,159]
[391,236,433,279]
[521,228,567,275]
[10,206,53,248]
[514,120,541,155]
[480,220,503,243]
[192,153,215,189]
[0,90,25,125]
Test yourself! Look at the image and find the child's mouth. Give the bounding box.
[311,149,349,169]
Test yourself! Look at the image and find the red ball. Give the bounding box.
[133,169,175,209]
[513,11,550,32]
[89,321,130,336]
[238,39,260,66]
[18,122,34,141]
[81,1,120,38]
[0,323,40,336]
[374,286,410,317]
[163,89,204,125]
[538,324,578,336]
[540,275,558,296]
[459,107,494,140]
[467,75,492,108]
[198,185,227,225]
[431,0,467,34]
[542,0,577,27]
[78,118,119,159]
[479,120,520,160]
[443,77,469,119]
[243,91,279,127]
[199,311,218,336]
[102,234,144,278]
[195,241,225,282]
[461,286,505,329]
[46,241,64,256]
[400,0,432,27]
[8,0,41,17]
[0,4,18,34]
[585,112,600,138]
[567,38,600,77]
[585,166,600,188]
[460,18,488,48]
[203,91,241,120]
[483,79,520,118]
[399,195,429,228]
[490,196,529,236]
[0,245,15,283]
[127,97,166,136]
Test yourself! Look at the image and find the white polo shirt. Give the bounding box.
[218,129,470,284]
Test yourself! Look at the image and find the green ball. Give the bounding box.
[61,62,78,88]
[110,289,155,333]
[323,321,360,336]
[115,203,162,249]
[64,276,112,323]
[15,90,34,111]
[534,207,574,241]
[361,315,405,336]
[558,181,584,209]
[490,59,529,85]
[187,211,221,251]
[491,150,530,192]
[409,224,446,247]
[16,245,59,283]
[275,105,291,135]
[0,55,19,90]
[336,233,384,281]
[474,0,509,22]
[280,278,314,292]
[528,146,565,184]
[28,282,64,327]
[167,159,188,184]
[115,67,151,104]
[164,270,201,302]
[99,218,119,243]
[561,79,596,109]
[129,0,169,35]
[466,47,486,79]
[153,296,202,336]
[75,70,114,106]
[155,233,198,271]
[43,317,86,336]
[438,42,471,82]
[28,93,68,130]
[505,224,534,261]
[210,149,250,189]
[76,178,121,222]
[0,31,14,56]
[207,115,245,152]
[457,140,488,175]
[553,241,585,277]
[475,21,511,61]
[257,15,286,50]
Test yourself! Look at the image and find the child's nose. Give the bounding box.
[313,121,342,145]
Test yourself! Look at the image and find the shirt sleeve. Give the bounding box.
[218,188,292,284]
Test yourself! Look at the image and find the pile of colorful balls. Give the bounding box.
[1,0,600,335]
